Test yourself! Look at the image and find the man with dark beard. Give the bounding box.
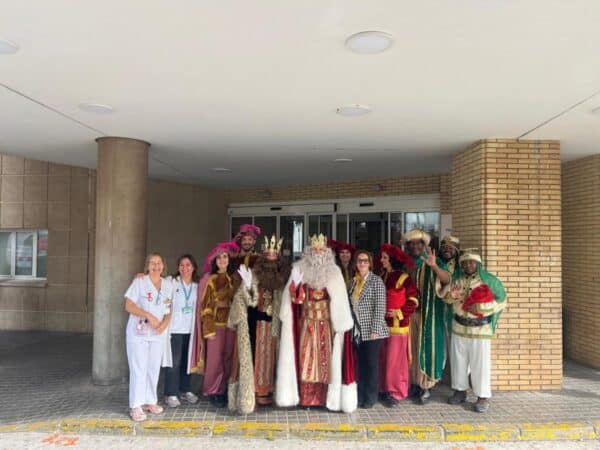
[227,235,290,414]
[439,235,461,277]
[233,224,261,269]
[276,234,357,413]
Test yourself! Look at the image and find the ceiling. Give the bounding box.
[1,1,600,187]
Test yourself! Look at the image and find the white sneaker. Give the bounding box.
[165,396,180,408]
[181,392,199,404]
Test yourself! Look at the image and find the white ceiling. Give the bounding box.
[1,1,600,187]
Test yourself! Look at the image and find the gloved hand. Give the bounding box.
[291,267,303,286]
[237,265,253,290]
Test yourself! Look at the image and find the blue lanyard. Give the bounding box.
[181,281,192,308]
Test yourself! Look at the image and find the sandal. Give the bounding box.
[142,404,164,414]
[129,407,147,422]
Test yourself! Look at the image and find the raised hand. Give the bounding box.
[237,265,253,290]
[422,246,438,268]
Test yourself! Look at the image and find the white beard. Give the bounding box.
[297,247,338,289]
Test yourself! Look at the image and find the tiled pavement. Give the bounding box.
[1,330,600,427]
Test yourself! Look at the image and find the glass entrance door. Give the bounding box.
[349,212,388,256]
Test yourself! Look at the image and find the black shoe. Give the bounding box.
[359,402,375,409]
[408,384,421,398]
[384,397,400,408]
[447,390,467,405]
[209,394,226,408]
[418,388,431,405]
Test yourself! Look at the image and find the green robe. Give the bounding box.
[413,255,450,383]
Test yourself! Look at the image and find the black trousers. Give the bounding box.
[357,338,382,406]
[164,333,192,396]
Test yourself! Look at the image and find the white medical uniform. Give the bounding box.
[125,275,173,409]
[169,278,197,334]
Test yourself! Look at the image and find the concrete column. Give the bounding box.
[92,137,149,385]
[451,139,562,391]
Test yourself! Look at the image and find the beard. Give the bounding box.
[297,247,338,289]
[253,256,289,291]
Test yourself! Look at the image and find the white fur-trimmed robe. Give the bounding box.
[275,263,357,413]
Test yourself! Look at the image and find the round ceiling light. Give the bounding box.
[79,103,114,114]
[333,158,353,163]
[345,31,393,54]
[336,104,371,117]
[0,38,19,54]
[211,167,231,173]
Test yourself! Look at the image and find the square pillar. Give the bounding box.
[452,139,562,390]
[562,155,600,368]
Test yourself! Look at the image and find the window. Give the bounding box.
[0,230,48,278]
[404,212,440,249]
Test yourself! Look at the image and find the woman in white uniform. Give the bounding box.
[124,253,173,422]
[164,254,200,407]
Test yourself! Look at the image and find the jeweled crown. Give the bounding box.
[310,233,327,249]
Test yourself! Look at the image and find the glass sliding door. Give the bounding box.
[349,212,388,256]
[253,216,277,244]
[230,216,252,239]
[308,214,332,240]
[280,215,304,262]
[404,212,441,250]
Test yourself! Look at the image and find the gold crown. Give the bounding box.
[263,234,284,254]
[310,233,327,249]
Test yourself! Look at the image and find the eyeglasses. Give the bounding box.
[356,259,370,264]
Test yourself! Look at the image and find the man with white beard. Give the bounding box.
[275,234,357,413]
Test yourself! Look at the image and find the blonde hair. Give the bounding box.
[144,253,167,277]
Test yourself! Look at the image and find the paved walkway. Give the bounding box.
[1,331,600,442]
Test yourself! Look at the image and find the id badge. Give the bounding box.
[135,319,149,336]
[182,306,192,315]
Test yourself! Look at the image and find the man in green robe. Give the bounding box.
[403,229,451,405]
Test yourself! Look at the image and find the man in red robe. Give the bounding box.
[276,234,356,412]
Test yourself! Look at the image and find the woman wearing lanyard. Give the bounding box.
[124,253,173,422]
[349,250,388,409]
[164,254,200,408]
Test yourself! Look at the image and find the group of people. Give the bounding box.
[123,224,506,422]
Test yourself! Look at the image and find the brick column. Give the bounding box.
[451,139,562,390]
[562,155,600,368]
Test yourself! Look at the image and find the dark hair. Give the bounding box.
[210,252,236,275]
[389,257,405,272]
[173,254,200,283]
[353,250,373,271]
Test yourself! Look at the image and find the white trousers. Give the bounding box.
[450,334,492,398]
[126,336,164,408]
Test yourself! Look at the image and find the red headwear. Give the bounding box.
[202,241,240,273]
[327,239,356,255]
[380,243,414,270]
[461,284,494,318]
[234,224,261,244]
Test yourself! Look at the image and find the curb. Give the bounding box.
[1,419,600,441]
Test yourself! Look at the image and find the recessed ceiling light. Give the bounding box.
[345,31,393,54]
[336,104,371,117]
[333,158,353,163]
[0,38,19,54]
[79,103,114,114]
[211,167,231,173]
